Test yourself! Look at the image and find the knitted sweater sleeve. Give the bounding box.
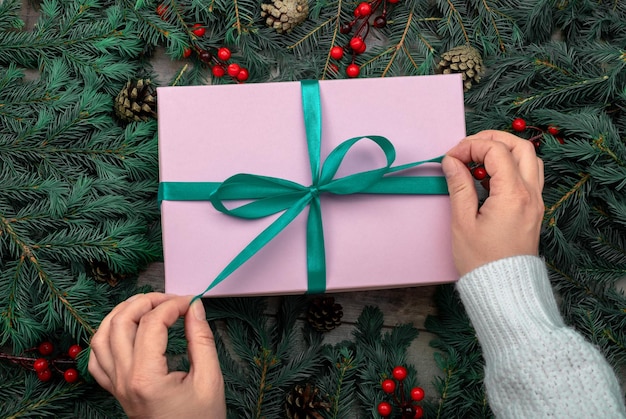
[456,255,626,418]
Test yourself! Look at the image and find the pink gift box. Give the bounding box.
[158,75,465,297]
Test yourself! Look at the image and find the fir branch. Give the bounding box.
[438,0,470,44]
[512,75,611,111]
[3,382,79,419]
[253,348,278,419]
[474,0,509,52]
[329,347,357,418]
[381,10,413,77]
[544,173,591,223]
[0,0,23,32]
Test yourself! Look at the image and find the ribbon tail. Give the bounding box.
[306,197,326,294]
[387,155,445,173]
[192,194,312,300]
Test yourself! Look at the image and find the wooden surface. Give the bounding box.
[138,263,445,396]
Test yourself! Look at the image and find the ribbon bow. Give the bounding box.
[159,80,448,299]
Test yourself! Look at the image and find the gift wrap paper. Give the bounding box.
[158,75,465,297]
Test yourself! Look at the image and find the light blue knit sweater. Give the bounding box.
[456,255,626,418]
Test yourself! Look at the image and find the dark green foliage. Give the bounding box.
[204,296,325,418]
[0,0,161,415]
[203,299,420,419]
[425,285,492,418]
[0,59,161,354]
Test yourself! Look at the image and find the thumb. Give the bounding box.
[442,155,478,221]
[185,299,223,384]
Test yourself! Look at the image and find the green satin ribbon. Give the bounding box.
[159,80,448,299]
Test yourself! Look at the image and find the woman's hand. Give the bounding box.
[442,130,545,276]
[89,293,226,419]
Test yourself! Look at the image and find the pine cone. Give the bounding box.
[306,296,343,332]
[261,0,309,34]
[114,79,157,123]
[90,261,126,287]
[437,45,485,92]
[285,383,330,419]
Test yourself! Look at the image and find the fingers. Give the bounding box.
[537,157,545,192]
[89,293,174,391]
[443,129,545,225]
[110,294,174,379]
[185,299,223,389]
[132,296,195,375]
[442,154,479,225]
[463,130,543,191]
[88,349,113,393]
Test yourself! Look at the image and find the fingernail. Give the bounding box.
[192,299,206,321]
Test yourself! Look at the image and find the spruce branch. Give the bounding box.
[543,173,592,223]
[476,0,507,52]
[326,347,358,418]
[381,10,414,77]
[439,0,470,44]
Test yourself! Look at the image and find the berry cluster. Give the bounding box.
[467,117,564,182]
[329,0,400,78]
[0,341,83,383]
[156,4,249,82]
[511,117,564,148]
[377,366,425,418]
[34,341,83,383]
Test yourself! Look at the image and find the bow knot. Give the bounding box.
[308,186,320,198]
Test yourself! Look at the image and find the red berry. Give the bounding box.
[212,65,225,78]
[414,405,424,418]
[472,166,487,181]
[377,401,392,417]
[227,63,240,77]
[33,358,49,373]
[156,3,168,17]
[349,37,364,52]
[328,63,339,75]
[64,368,79,383]
[198,49,212,63]
[37,369,52,382]
[547,125,559,135]
[388,0,399,3]
[346,63,360,78]
[330,46,344,60]
[532,139,541,149]
[557,136,565,144]
[392,366,407,381]
[38,341,54,356]
[381,378,396,394]
[410,386,425,401]
[217,47,231,61]
[68,344,82,360]
[191,23,206,37]
[373,15,387,28]
[182,47,192,59]
[356,41,366,54]
[357,2,372,16]
[511,117,526,132]
[237,68,249,82]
